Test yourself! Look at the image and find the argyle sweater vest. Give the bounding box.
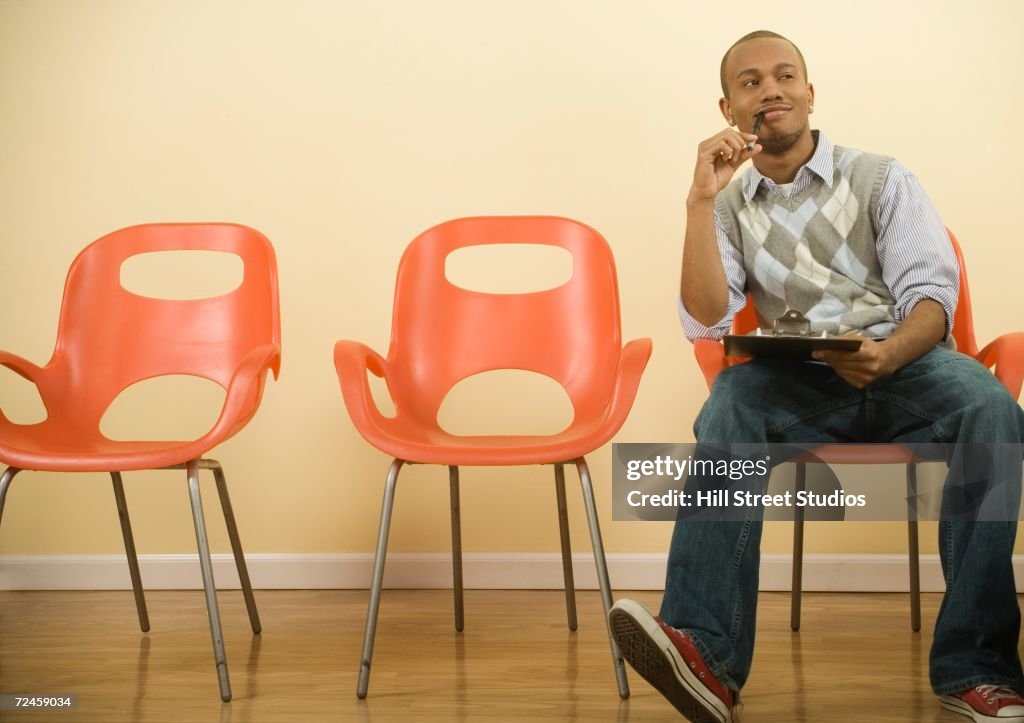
[715,146,896,337]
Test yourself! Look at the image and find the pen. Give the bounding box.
[746,112,764,151]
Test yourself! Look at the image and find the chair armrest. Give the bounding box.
[600,337,653,431]
[693,338,731,389]
[0,349,45,383]
[203,343,282,442]
[975,332,1024,399]
[333,340,393,435]
[0,350,47,426]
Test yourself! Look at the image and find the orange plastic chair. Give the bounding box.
[692,228,1024,631]
[335,216,652,699]
[0,223,281,701]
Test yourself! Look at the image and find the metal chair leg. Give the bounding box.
[906,463,921,633]
[186,460,232,702]
[575,457,630,700]
[791,462,806,632]
[449,465,465,633]
[0,466,20,527]
[111,472,150,633]
[357,458,404,700]
[554,463,578,632]
[208,460,261,635]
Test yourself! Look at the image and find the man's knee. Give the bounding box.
[695,363,777,440]
[948,364,1024,442]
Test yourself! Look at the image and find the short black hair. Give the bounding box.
[720,30,808,98]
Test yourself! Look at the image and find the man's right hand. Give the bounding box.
[688,128,761,203]
[680,128,759,326]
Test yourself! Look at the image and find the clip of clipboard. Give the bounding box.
[723,310,863,360]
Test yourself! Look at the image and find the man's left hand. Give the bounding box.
[812,337,896,389]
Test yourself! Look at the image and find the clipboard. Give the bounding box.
[724,310,863,360]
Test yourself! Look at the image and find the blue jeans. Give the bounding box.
[660,346,1024,694]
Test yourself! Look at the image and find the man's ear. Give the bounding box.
[807,82,815,113]
[719,96,734,126]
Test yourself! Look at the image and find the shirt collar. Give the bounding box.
[741,130,834,202]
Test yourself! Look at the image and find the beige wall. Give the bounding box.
[1,0,1021,560]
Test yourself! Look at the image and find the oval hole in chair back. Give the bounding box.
[120,250,244,300]
[444,243,573,294]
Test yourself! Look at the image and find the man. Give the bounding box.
[609,30,1024,723]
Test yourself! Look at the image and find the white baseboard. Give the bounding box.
[3,552,1024,592]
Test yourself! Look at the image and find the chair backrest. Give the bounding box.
[44,223,280,430]
[731,227,977,356]
[385,216,623,423]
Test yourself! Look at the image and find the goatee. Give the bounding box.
[758,126,807,155]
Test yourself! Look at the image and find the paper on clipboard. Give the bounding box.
[723,310,863,360]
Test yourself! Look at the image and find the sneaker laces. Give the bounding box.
[975,685,1023,704]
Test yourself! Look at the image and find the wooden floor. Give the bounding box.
[0,588,1012,722]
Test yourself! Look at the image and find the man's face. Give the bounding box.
[719,37,814,156]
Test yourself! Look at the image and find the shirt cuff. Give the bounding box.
[896,289,956,342]
[678,296,731,342]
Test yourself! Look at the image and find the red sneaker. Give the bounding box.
[941,685,1024,722]
[609,599,737,722]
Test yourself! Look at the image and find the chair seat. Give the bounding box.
[794,444,921,465]
[336,333,653,468]
[0,421,212,472]
[352,416,612,466]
